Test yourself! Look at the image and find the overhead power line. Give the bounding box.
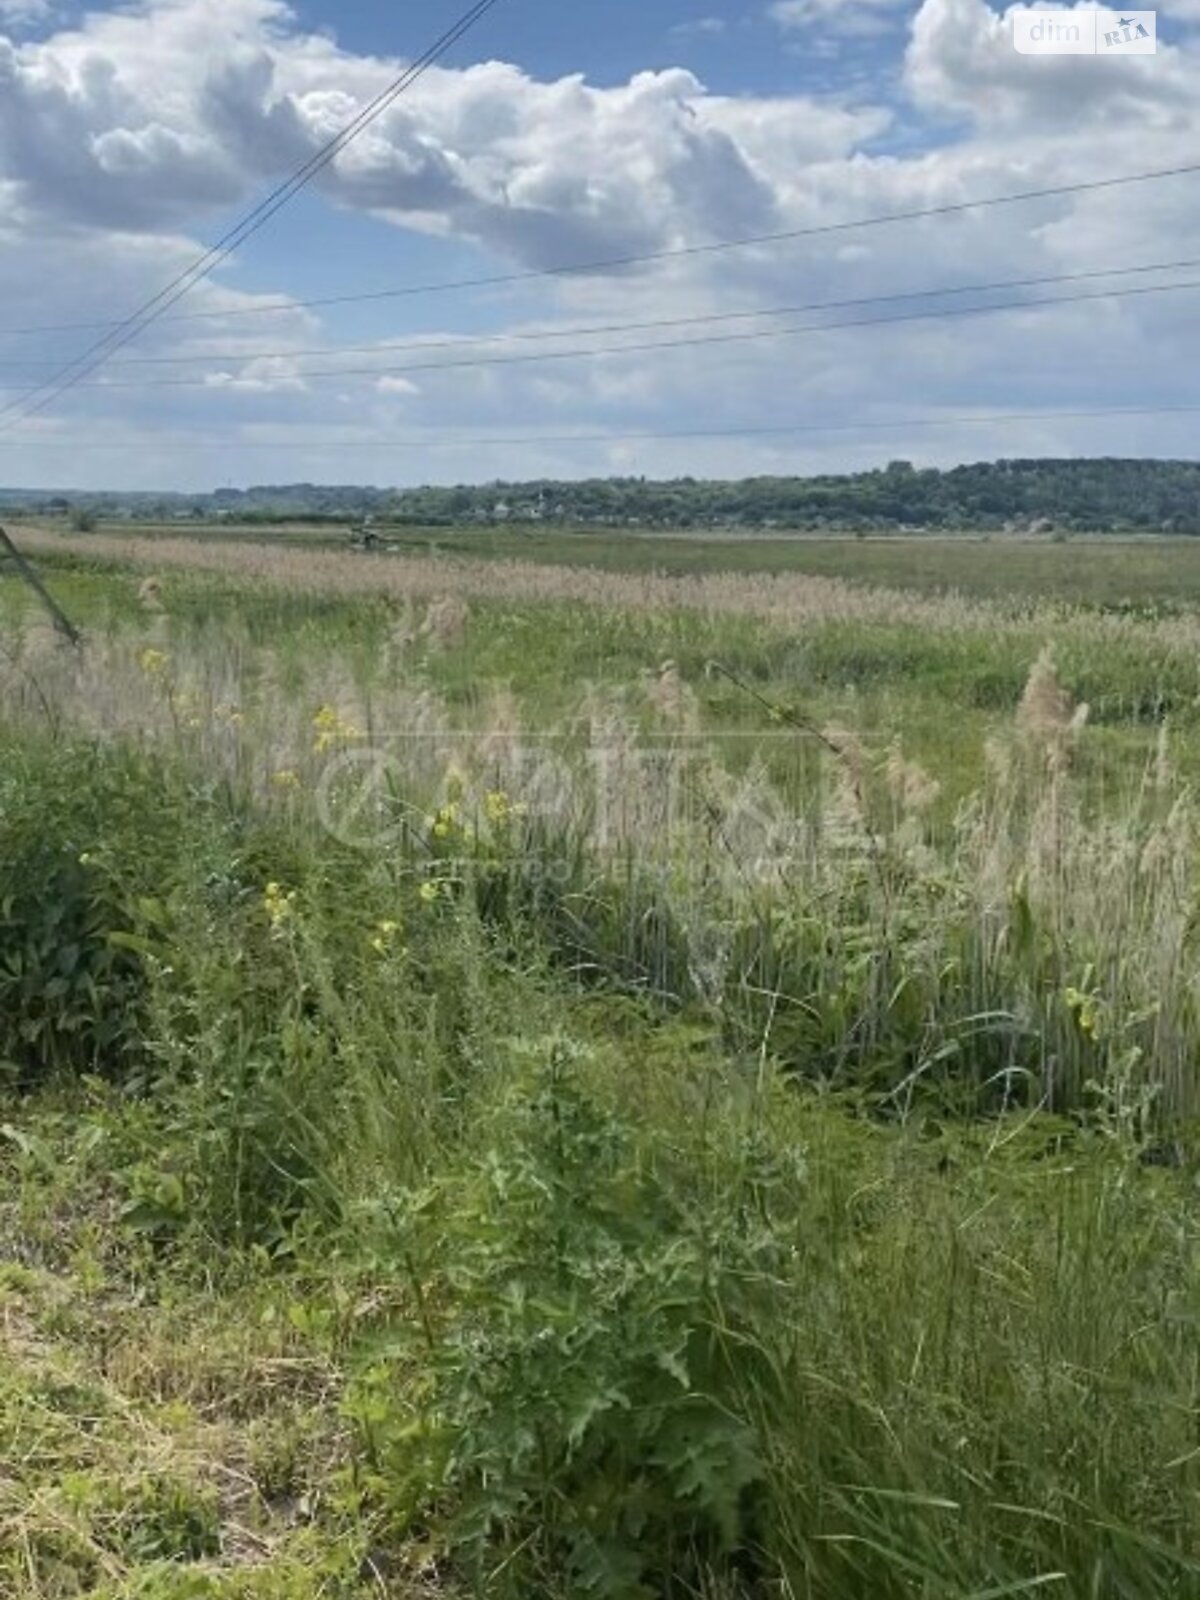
[0,255,1195,374]
[6,275,1196,396]
[0,401,1196,451]
[0,0,506,428]
[0,158,1196,346]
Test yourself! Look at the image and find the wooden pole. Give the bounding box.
[0,524,82,648]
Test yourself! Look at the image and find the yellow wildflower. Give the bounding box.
[263,881,297,933]
[272,769,300,790]
[139,648,169,678]
[430,801,461,840]
[312,704,362,753]
[369,920,404,956]
[1065,983,1101,1039]
[483,790,528,826]
[418,881,441,905]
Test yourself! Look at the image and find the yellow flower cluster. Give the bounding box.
[484,789,526,826]
[429,800,461,840]
[312,705,363,754]
[369,919,403,956]
[139,648,170,678]
[1065,979,1102,1039]
[422,789,526,854]
[272,769,301,790]
[263,881,297,933]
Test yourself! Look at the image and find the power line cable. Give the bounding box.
[0,401,1196,450]
[0,0,506,427]
[7,274,1195,396]
[0,254,1194,373]
[0,158,1196,345]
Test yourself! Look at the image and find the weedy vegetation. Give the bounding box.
[3,529,1200,1598]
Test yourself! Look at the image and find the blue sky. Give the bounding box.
[210,2,911,322]
[289,1,856,92]
[0,0,1197,491]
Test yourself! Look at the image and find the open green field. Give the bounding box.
[19,515,1200,604]
[361,526,1200,606]
[5,527,1200,1598]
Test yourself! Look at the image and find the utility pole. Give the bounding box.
[0,524,82,648]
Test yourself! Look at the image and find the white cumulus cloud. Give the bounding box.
[0,0,1198,491]
[0,0,885,263]
[770,0,911,36]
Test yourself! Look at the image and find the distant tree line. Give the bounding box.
[7,458,1200,533]
[377,460,1200,533]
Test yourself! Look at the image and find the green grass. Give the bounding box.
[0,1149,376,1600]
[6,1004,1200,1598]
[33,518,1200,606]
[5,534,1200,1594]
[10,542,1200,806]
[355,524,1200,604]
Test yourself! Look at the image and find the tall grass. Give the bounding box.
[4,605,1199,1119]
[4,551,1200,1595]
[23,525,1200,661]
